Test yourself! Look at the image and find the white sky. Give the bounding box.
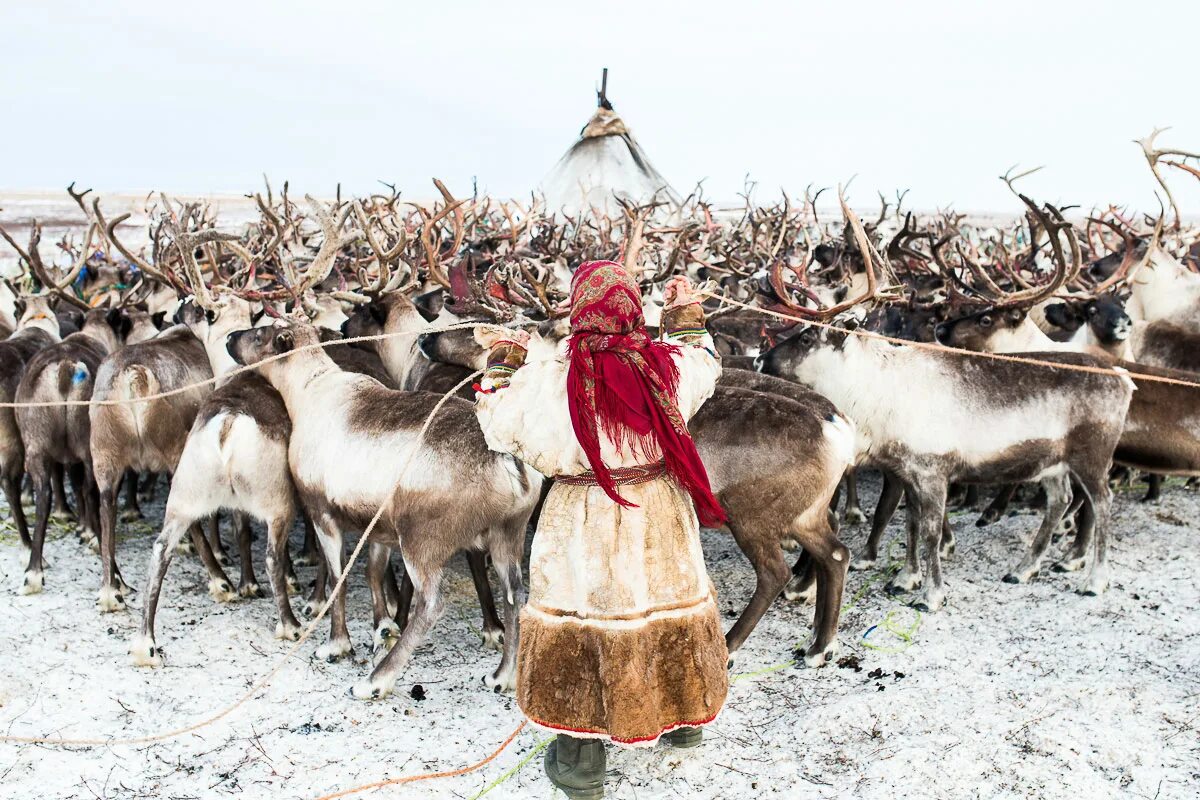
[2,1,1198,212]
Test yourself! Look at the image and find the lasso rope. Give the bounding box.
[310,720,528,800]
[0,322,495,746]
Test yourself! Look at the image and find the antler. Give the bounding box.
[1135,128,1200,231]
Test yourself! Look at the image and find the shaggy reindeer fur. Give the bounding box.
[760,325,1134,610]
[15,309,130,594]
[226,322,541,700]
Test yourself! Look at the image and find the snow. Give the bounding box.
[0,473,1197,800]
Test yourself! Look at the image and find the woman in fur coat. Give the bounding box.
[474,261,728,799]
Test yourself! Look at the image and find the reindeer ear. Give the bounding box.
[1006,308,1024,325]
[274,328,295,353]
[150,311,165,329]
[12,298,25,319]
[473,324,509,350]
[369,302,388,326]
[250,307,266,326]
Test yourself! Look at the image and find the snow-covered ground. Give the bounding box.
[0,473,1196,800]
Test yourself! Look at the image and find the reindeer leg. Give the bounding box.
[130,512,194,666]
[95,472,127,612]
[50,463,73,521]
[352,558,445,700]
[207,513,232,567]
[294,511,320,567]
[187,523,238,603]
[266,513,302,641]
[119,468,143,522]
[799,522,850,667]
[910,479,949,612]
[853,470,902,570]
[723,519,792,666]
[312,517,352,662]
[234,512,262,598]
[68,463,98,551]
[19,464,51,594]
[483,521,526,693]
[1002,474,1071,584]
[939,512,956,559]
[1077,477,1112,596]
[976,483,1018,527]
[3,471,31,554]
[843,469,865,524]
[783,549,816,604]
[1141,473,1163,503]
[467,549,503,650]
[303,548,329,618]
[368,543,400,656]
[886,478,924,595]
[1055,487,1096,574]
[394,569,415,632]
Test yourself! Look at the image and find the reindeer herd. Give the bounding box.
[1,135,1199,702]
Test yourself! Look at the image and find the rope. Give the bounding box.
[700,291,1200,391]
[0,322,485,408]
[310,721,528,800]
[861,609,923,653]
[467,735,554,800]
[0,354,486,746]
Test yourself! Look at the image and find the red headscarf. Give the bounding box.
[566,260,726,527]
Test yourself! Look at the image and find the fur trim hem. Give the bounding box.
[516,602,728,746]
[526,709,722,749]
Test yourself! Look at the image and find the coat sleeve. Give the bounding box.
[473,358,572,476]
[663,330,722,423]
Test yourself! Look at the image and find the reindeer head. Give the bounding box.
[933,307,1026,350]
[226,321,319,366]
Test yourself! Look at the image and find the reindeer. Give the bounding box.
[15,307,134,594]
[226,320,541,699]
[758,198,1134,610]
[0,297,62,569]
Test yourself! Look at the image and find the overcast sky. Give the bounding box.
[2,1,1197,212]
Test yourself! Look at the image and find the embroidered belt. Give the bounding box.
[556,461,666,487]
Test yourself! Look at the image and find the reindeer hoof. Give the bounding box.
[214,551,233,568]
[83,535,100,554]
[483,669,515,694]
[50,508,75,522]
[97,586,127,613]
[480,628,504,652]
[19,571,44,595]
[1077,570,1109,597]
[129,635,164,667]
[119,509,143,523]
[301,600,324,618]
[207,579,239,603]
[349,681,389,701]
[802,639,839,668]
[238,582,263,600]
[274,622,302,641]
[285,576,303,596]
[1001,571,1029,584]
[174,539,196,556]
[779,536,801,552]
[317,641,352,663]
[849,558,876,572]
[783,576,816,604]
[294,552,320,567]
[975,510,1000,527]
[910,588,944,612]
[844,507,866,525]
[1052,557,1087,574]
[373,620,401,653]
